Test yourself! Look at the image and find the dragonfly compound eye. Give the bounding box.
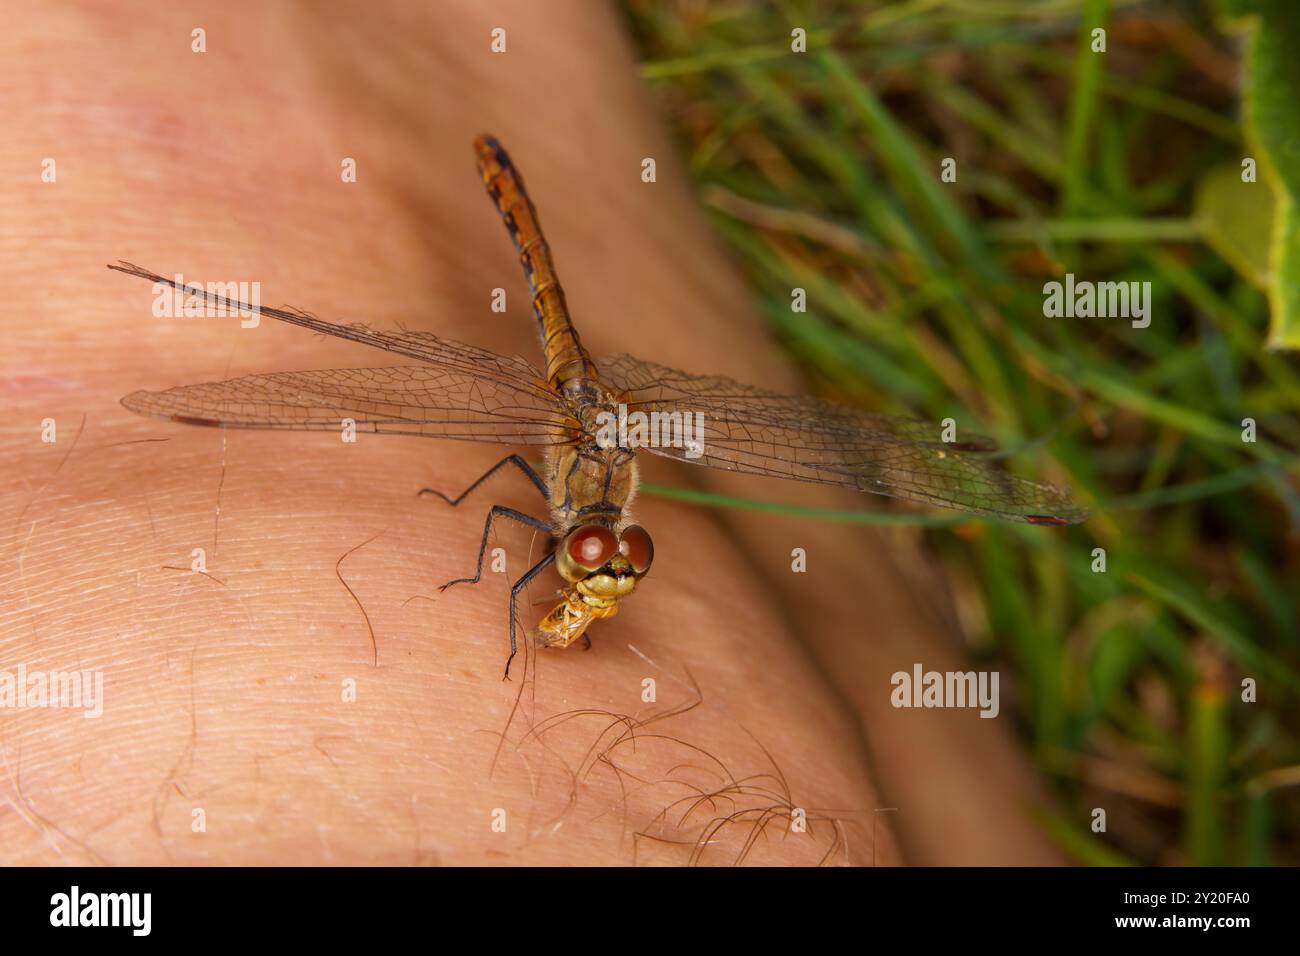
[618,525,653,574]
[565,526,619,572]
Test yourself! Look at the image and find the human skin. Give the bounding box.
[1,1,1064,864]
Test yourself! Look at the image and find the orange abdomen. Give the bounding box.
[473,135,597,395]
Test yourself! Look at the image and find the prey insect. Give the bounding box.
[113,134,1084,678]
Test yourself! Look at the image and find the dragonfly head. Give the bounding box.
[554,523,653,598]
[536,524,654,649]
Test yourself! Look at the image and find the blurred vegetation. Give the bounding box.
[620,0,1299,865]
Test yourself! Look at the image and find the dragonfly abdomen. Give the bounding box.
[473,134,598,395]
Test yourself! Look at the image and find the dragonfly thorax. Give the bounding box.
[544,438,639,533]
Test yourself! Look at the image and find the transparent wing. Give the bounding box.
[110,262,557,392]
[122,364,576,443]
[112,261,577,443]
[599,353,1086,525]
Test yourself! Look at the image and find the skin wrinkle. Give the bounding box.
[0,0,1061,865]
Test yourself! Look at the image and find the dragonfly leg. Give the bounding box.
[506,551,556,680]
[438,505,552,592]
[418,454,547,506]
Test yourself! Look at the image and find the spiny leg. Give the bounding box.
[418,453,547,506]
[439,505,551,592]
[506,552,556,680]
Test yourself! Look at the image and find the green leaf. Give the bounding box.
[1186,682,1230,866]
[1220,0,1300,347]
[1194,163,1274,290]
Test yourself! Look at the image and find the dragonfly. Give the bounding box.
[111,134,1084,677]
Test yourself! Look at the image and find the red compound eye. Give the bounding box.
[566,526,618,570]
[618,525,654,574]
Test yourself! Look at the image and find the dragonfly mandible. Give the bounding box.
[111,134,1085,677]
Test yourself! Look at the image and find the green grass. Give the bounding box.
[621,0,1300,866]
